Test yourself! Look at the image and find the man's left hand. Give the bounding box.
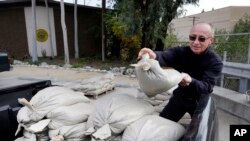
[180,73,192,87]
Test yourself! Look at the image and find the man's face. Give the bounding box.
[189,24,213,54]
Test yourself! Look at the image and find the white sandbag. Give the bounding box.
[146,99,163,106]
[49,122,87,140]
[15,129,49,141]
[15,134,36,141]
[154,93,172,101]
[17,86,90,123]
[92,124,112,140]
[16,107,32,124]
[131,55,183,97]
[86,94,154,138]
[68,73,115,96]
[166,85,178,95]
[154,100,169,113]
[79,73,114,91]
[28,119,51,133]
[122,115,185,141]
[80,72,114,85]
[47,102,93,129]
[112,88,149,100]
[15,129,36,141]
[85,81,115,96]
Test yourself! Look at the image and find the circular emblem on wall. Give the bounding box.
[36,28,48,42]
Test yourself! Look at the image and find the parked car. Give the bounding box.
[0,51,11,72]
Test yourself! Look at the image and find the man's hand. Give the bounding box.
[180,73,192,87]
[138,48,156,60]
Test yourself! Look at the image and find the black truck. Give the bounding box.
[0,78,52,140]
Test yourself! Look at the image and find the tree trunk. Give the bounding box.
[45,0,54,58]
[31,0,38,62]
[101,0,106,61]
[74,0,79,58]
[155,38,164,51]
[60,0,70,65]
[111,37,121,58]
[140,0,149,48]
[155,21,170,51]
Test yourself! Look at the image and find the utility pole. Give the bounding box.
[189,16,200,25]
[248,34,250,64]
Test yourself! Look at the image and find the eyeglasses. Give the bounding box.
[189,35,211,42]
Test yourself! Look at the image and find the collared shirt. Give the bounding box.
[155,46,223,99]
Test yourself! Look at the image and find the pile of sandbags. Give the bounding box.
[15,86,93,141]
[15,85,188,141]
[82,93,186,141]
[131,54,183,97]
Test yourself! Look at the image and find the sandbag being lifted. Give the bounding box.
[131,54,183,97]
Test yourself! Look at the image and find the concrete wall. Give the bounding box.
[212,86,250,122]
[171,6,250,41]
[52,5,102,58]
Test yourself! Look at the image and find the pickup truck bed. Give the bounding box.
[0,77,218,141]
[0,78,51,141]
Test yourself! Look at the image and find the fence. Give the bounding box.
[214,33,250,64]
[215,33,250,93]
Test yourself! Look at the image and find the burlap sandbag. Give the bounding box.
[17,86,90,123]
[122,115,185,141]
[86,94,154,139]
[47,102,93,129]
[49,122,87,141]
[131,55,183,97]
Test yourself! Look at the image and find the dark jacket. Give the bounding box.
[155,46,223,99]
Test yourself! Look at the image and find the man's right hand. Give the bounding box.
[138,48,156,60]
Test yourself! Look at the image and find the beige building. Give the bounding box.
[171,6,250,41]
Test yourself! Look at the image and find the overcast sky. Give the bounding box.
[183,0,250,16]
[53,0,250,16]
[2,0,249,16]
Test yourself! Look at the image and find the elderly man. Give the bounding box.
[138,22,223,122]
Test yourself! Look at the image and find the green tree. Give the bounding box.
[213,15,250,63]
[213,29,230,57]
[154,0,199,51]
[109,0,198,48]
[164,23,178,49]
[230,15,250,62]
[105,0,199,60]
